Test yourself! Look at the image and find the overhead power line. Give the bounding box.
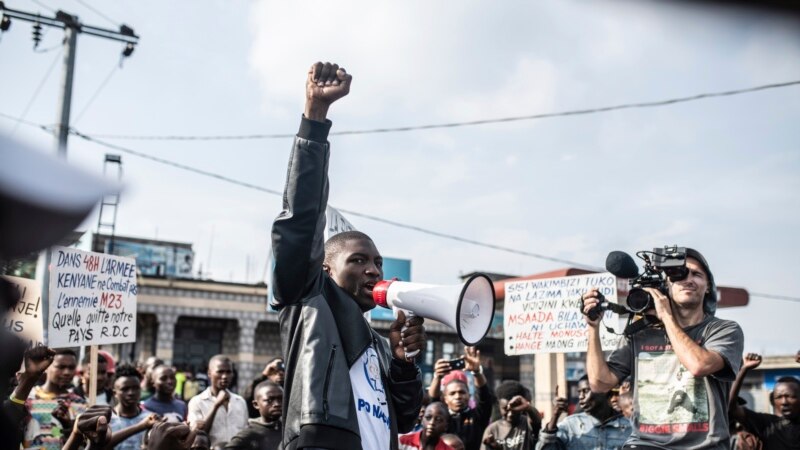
[749,293,800,302]
[73,62,120,125]
[68,130,601,270]
[82,79,800,141]
[31,0,55,13]
[69,130,283,196]
[0,111,53,131]
[10,48,62,136]
[66,129,800,303]
[2,114,797,302]
[73,0,119,27]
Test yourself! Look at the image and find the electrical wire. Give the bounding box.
[83,79,800,141]
[30,0,56,13]
[73,62,119,125]
[73,0,119,27]
[7,73,800,302]
[0,111,41,128]
[67,130,600,270]
[69,129,283,196]
[65,129,800,303]
[9,48,62,137]
[749,293,800,302]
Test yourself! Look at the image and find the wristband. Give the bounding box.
[470,365,483,375]
[9,395,25,405]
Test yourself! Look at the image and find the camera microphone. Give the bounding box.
[605,251,640,279]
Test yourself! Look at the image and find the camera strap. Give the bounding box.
[623,314,660,337]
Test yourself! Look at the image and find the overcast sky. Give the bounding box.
[2,0,799,355]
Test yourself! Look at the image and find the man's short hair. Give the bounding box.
[115,363,141,382]
[769,376,800,403]
[426,401,449,418]
[152,364,175,375]
[54,348,78,359]
[323,231,373,265]
[495,380,531,402]
[255,379,282,395]
[775,376,800,390]
[209,354,232,368]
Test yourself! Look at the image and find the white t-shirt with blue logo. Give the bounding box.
[350,345,391,450]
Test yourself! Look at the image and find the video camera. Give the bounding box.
[624,245,689,313]
[583,245,690,326]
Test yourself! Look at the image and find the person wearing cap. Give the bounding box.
[582,248,744,449]
[98,350,117,391]
[73,351,114,405]
[270,62,426,450]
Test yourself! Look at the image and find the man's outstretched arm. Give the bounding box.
[271,62,352,308]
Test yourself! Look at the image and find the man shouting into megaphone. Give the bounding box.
[271,62,427,450]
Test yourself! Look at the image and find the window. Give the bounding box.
[424,340,434,365]
[443,342,455,361]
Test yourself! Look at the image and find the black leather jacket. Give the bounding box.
[271,117,423,450]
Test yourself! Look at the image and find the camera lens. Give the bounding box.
[627,288,652,313]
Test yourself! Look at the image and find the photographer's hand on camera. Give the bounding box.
[643,287,673,321]
[581,288,603,328]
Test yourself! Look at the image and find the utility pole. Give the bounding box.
[1,3,139,370]
[0,1,139,156]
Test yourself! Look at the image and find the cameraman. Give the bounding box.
[583,248,743,449]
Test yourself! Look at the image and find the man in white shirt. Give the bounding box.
[188,355,249,449]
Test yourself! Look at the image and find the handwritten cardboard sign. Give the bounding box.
[504,273,621,355]
[2,275,44,348]
[48,246,137,348]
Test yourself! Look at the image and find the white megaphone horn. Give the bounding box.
[372,273,496,354]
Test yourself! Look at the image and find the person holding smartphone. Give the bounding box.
[428,347,495,450]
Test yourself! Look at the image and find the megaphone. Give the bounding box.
[372,273,496,348]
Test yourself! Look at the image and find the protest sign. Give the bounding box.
[2,275,44,348]
[48,246,137,348]
[504,272,621,355]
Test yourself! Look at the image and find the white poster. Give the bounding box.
[504,272,622,355]
[48,246,138,348]
[2,275,44,348]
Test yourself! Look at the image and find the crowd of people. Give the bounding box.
[3,342,798,450]
[1,62,799,450]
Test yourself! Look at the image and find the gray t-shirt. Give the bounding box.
[606,315,743,449]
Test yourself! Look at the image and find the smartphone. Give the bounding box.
[448,358,465,371]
